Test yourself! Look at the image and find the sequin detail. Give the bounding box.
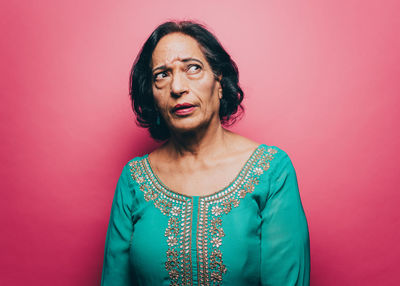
[129,160,193,286]
[196,147,277,285]
[129,146,277,286]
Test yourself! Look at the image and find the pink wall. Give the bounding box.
[1,0,399,285]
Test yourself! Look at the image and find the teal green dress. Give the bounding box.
[101,144,310,285]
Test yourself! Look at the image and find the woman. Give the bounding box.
[101,20,310,286]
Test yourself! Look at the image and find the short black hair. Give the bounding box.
[129,20,244,141]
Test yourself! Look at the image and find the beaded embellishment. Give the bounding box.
[128,145,277,286]
[129,161,193,285]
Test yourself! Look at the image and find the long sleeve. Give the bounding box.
[101,164,134,286]
[260,151,310,286]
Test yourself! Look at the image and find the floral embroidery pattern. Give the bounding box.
[129,146,277,286]
[129,160,193,286]
[196,146,277,285]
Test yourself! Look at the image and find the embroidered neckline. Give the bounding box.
[128,144,278,286]
[143,144,264,200]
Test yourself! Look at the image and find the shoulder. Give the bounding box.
[223,132,294,172]
[110,155,149,199]
[258,144,296,175]
[118,154,148,180]
[260,144,290,159]
[256,144,285,158]
[125,154,148,167]
[257,145,300,202]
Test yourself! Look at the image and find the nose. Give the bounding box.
[170,71,188,97]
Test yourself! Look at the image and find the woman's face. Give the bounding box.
[151,32,222,134]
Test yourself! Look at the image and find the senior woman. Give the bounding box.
[101,20,310,286]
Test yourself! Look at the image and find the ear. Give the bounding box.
[218,85,223,99]
[215,74,223,99]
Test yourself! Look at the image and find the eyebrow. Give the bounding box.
[152,58,204,73]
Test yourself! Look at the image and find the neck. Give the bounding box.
[165,119,230,159]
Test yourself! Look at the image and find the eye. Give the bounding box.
[187,64,201,74]
[154,71,168,81]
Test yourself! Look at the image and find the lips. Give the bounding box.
[172,102,196,115]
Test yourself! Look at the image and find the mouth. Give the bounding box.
[172,103,197,115]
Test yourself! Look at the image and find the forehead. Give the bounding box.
[152,33,206,67]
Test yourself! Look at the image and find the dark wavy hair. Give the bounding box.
[129,20,244,141]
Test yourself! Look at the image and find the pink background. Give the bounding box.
[1,0,399,285]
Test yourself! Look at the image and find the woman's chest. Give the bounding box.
[152,159,252,197]
[130,195,262,286]
[126,146,277,285]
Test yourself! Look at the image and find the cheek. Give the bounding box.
[152,88,167,108]
[197,82,220,114]
[193,76,218,98]
[152,86,160,99]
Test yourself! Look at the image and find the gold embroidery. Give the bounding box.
[129,146,278,286]
[196,146,277,285]
[129,159,193,286]
[210,249,226,283]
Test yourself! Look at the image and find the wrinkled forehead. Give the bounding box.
[151,33,207,68]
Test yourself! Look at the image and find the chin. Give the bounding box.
[168,118,205,134]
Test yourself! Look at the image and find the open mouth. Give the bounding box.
[172,104,196,115]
